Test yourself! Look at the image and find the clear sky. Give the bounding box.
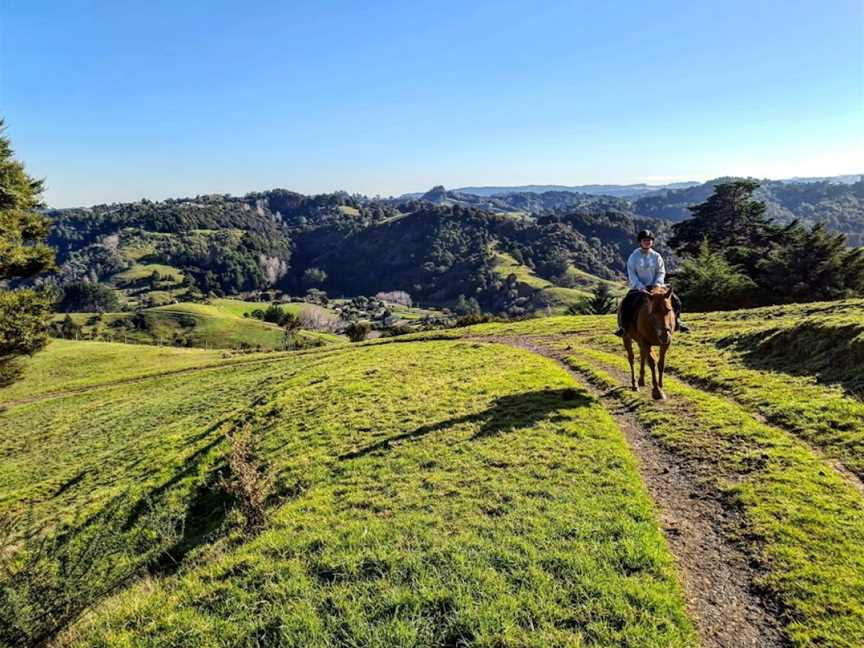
[2,0,862,206]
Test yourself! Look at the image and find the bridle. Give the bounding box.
[648,298,673,343]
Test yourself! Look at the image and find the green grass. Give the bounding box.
[0,339,277,403]
[6,299,864,646]
[2,340,694,647]
[51,301,345,351]
[491,252,617,313]
[443,303,864,647]
[112,264,185,286]
[562,348,864,647]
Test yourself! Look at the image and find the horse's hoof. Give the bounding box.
[652,389,666,401]
[631,384,639,392]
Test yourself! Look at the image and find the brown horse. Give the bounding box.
[621,286,676,400]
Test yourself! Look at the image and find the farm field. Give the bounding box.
[1,300,862,646]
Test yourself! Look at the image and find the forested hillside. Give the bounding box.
[37,176,863,319]
[633,177,864,245]
[40,192,665,315]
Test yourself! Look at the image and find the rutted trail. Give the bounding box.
[470,334,785,648]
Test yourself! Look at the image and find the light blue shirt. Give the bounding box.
[627,248,666,290]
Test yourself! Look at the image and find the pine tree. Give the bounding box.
[756,222,864,302]
[674,239,757,311]
[670,180,781,275]
[0,120,56,374]
[570,283,615,315]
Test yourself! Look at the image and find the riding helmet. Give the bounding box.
[637,229,655,242]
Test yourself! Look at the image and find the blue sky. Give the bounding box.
[2,0,862,206]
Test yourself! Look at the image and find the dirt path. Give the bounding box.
[471,334,785,648]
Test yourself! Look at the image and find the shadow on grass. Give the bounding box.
[718,321,864,397]
[339,387,592,461]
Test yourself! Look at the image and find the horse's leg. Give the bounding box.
[645,345,662,400]
[624,336,637,390]
[656,345,668,400]
[638,342,646,387]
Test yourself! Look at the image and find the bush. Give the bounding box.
[569,284,615,315]
[345,321,370,342]
[57,282,119,313]
[454,313,495,327]
[674,240,757,311]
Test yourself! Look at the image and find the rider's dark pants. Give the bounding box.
[618,288,682,331]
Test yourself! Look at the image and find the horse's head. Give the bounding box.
[647,286,675,345]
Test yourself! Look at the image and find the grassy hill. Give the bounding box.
[2,299,863,646]
[50,298,345,351]
[491,251,623,314]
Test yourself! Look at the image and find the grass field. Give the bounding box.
[2,299,862,646]
[51,299,345,351]
[112,263,185,287]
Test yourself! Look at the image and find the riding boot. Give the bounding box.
[614,311,624,337]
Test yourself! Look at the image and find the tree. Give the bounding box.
[302,267,327,289]
[570,283,615,315]
[0,119,56,377]
[280,313,302,350]
[345,321,370,343]
[670,180,782,275]
[262,303,285,325]
[756,222,864,303]
[60,314,81,339]
[673,240,757,311]
[454,294,480,316]
[57,282,120,313]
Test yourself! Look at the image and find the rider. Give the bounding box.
[614,229,688,336]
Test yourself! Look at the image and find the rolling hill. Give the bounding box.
[2,299,862,647]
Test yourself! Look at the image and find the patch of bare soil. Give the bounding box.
[471,334,786,648]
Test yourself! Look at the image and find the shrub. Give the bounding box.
[569,284,615,315]
[454,313,495,327]
[674,240,757,311]
[345,321,370,342]
[57,282,119,313]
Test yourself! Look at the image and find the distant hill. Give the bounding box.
[407,182,701,199]
[39,175,863,318]
[40,190,668,316]
[403,174,860,199]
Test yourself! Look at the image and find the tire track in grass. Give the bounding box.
[469,335,784,648]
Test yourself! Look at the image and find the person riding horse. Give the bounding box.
[614,230,689,336]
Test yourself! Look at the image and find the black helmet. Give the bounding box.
[637,229,655,242]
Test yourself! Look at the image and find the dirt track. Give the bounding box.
[472,335,785,648]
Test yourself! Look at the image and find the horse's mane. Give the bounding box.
[648,286,670,297]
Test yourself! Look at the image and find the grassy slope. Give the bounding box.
[491,251,620,313]
[112,263,185,286]
[52,299,344,350]
[2,341,694,647]
[453,301,864,647]
[4,299,863,646]
[0,339,277,403]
